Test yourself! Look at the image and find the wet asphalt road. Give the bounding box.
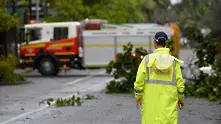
[4,93,221,124]
[0,49,220,124]
[0,69,113,124]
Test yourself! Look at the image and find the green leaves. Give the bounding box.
[46,98,54,106]
[55,95,84,107]
[167,0,221,31]
[0,54,26,83]
[0,8,17,32]
[0,0,7,7]
[91,0,146,23]
[46,0,147,23]
[84,95,95,100]
[105,43,148,93]
[184,28,221,101]
[46,0,89,22]
[166,39,174,52]
[46,94,95,107]
[208,93,217,101]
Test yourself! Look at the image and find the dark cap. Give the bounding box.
[154,31,168,42]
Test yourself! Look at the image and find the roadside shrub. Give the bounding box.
[0,54,26,83]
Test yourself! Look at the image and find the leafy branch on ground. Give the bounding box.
[84,94,95,100]
[42,94,96,107]
[56,95,83,107]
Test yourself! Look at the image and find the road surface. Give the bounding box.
[0,69,113,124]
[0,49,220,124]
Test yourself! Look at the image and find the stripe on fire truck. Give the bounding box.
[24,52,75,57]
[22,44,46,49]
[84,43,154,48]
[24,54,35,56]
[54,52,75,55]
[48,42,75,47]
[21,42,74,49]
[23,59,33,63]
[59,58,70,62]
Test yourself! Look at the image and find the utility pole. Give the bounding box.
[28,0,32,21]
[12,0,17,56]
[44,0,48,19]
[36,0,39,23]
[12,0,16,15]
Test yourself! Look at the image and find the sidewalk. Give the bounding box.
[10,92,221,124]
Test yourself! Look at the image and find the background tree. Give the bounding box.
[0,0,17,32]
[142,0,171,22]
[167,0,221,101]
[89,0,146,23]
[45,0,88,22]
[46,0,148,23]
[0,8,17,32]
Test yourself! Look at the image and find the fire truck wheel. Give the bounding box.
[38,58,58,76]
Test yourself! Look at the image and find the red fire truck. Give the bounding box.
[18,19,180,76]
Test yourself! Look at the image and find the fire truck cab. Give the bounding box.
[19,22,83,76]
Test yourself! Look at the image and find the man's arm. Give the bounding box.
[175,62,185,101]
[134,56,147,99]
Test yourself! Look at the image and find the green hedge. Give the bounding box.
[0,54,26,83]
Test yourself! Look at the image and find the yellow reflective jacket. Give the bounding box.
[134,48,185,124]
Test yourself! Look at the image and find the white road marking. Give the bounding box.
[97,69,106,75]
[0,76,89,124]
[0,104,49,124]
[64,69,106,86]
[0,70,110,124]
[87,78,113,92]
[0,69,109,124]
[64,76,92,86]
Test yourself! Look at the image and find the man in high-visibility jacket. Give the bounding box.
[134,31,185,124]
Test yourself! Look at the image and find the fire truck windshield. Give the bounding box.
[25,28,42,42]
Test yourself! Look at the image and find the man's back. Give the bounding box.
[134,48,185,124]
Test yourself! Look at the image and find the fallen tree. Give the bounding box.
[105,41,176,93]
[184,28,221,101]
